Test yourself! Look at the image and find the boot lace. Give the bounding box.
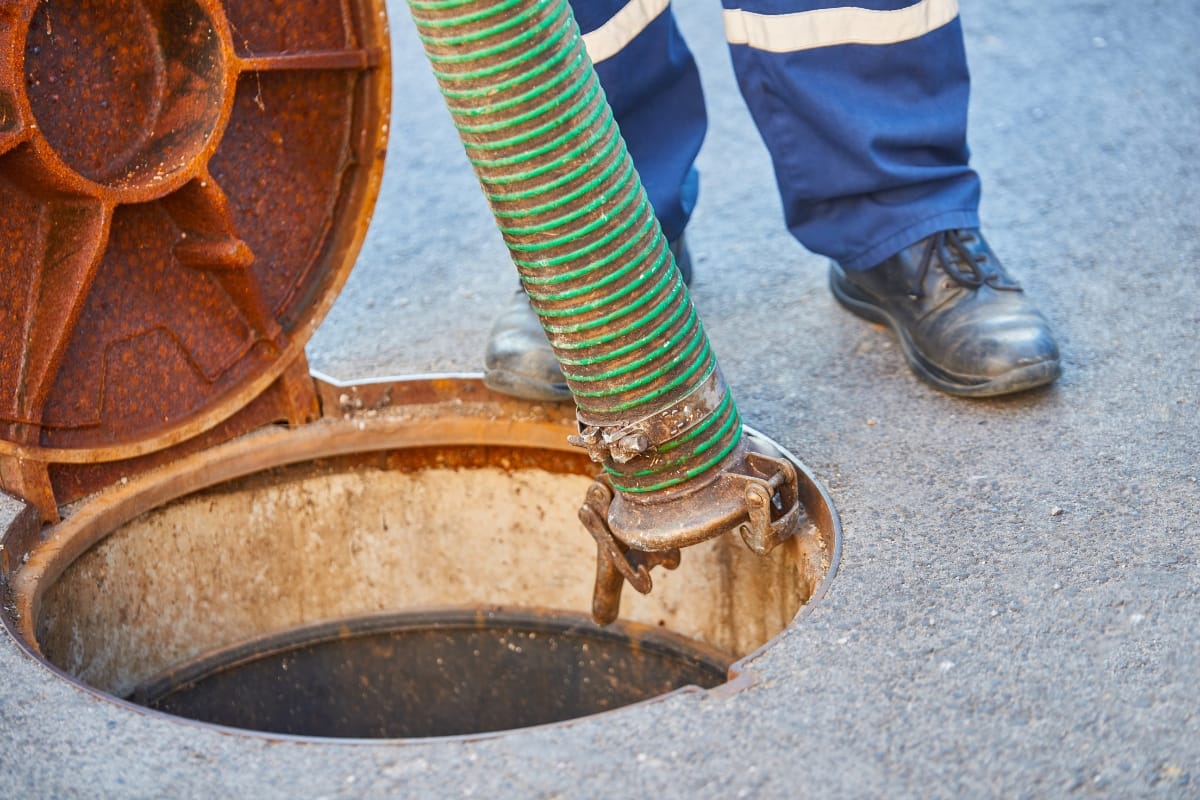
[911,230,1023,300]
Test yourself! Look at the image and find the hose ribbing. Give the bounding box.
[409,0,743,494]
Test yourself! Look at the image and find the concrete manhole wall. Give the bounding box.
[2,377,838,736]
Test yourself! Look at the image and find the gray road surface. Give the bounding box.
[3,0,1198,796]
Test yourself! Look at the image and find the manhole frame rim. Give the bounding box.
[0,373,842,745]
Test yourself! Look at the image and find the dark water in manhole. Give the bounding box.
[129,610,731,738]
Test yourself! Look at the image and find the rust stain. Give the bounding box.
[0,0,391,498]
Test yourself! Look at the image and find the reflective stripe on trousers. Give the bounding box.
[573,0,981,269]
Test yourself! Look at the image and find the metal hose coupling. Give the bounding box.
[408,0,805,624]
[571,368,804,623]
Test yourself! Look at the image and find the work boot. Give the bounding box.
[829,228,1061,397]
[484,236,693,401]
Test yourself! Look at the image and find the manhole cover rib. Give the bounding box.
[0,0,389,462]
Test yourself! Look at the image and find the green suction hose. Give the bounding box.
[408,0,742,495]
[409,0,803,623]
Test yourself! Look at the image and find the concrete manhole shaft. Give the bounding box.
[133,609,730,738]
[0,376,841,740]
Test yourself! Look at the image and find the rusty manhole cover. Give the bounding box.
[0,0,389,461]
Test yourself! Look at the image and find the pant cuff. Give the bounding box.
[837,209,980,271]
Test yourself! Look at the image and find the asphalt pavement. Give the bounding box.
[3,0,1198,796]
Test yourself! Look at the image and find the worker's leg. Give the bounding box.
[485,0,704,400]
[723,0,979,269]
[576,0,707,241]
[723,0,1059,396]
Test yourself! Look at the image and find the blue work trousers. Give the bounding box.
[573,0,981,270]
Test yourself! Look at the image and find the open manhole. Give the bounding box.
[1,376,840,740]
[0,0,839,745]
[134,610,729,738]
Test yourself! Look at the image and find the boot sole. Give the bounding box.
[828,263,1061,398]
[483,368,573,403]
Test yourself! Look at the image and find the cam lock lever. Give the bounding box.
[577,441,804,625]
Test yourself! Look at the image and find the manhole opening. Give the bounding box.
[5,389,837,741]
[132,609,729,738]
